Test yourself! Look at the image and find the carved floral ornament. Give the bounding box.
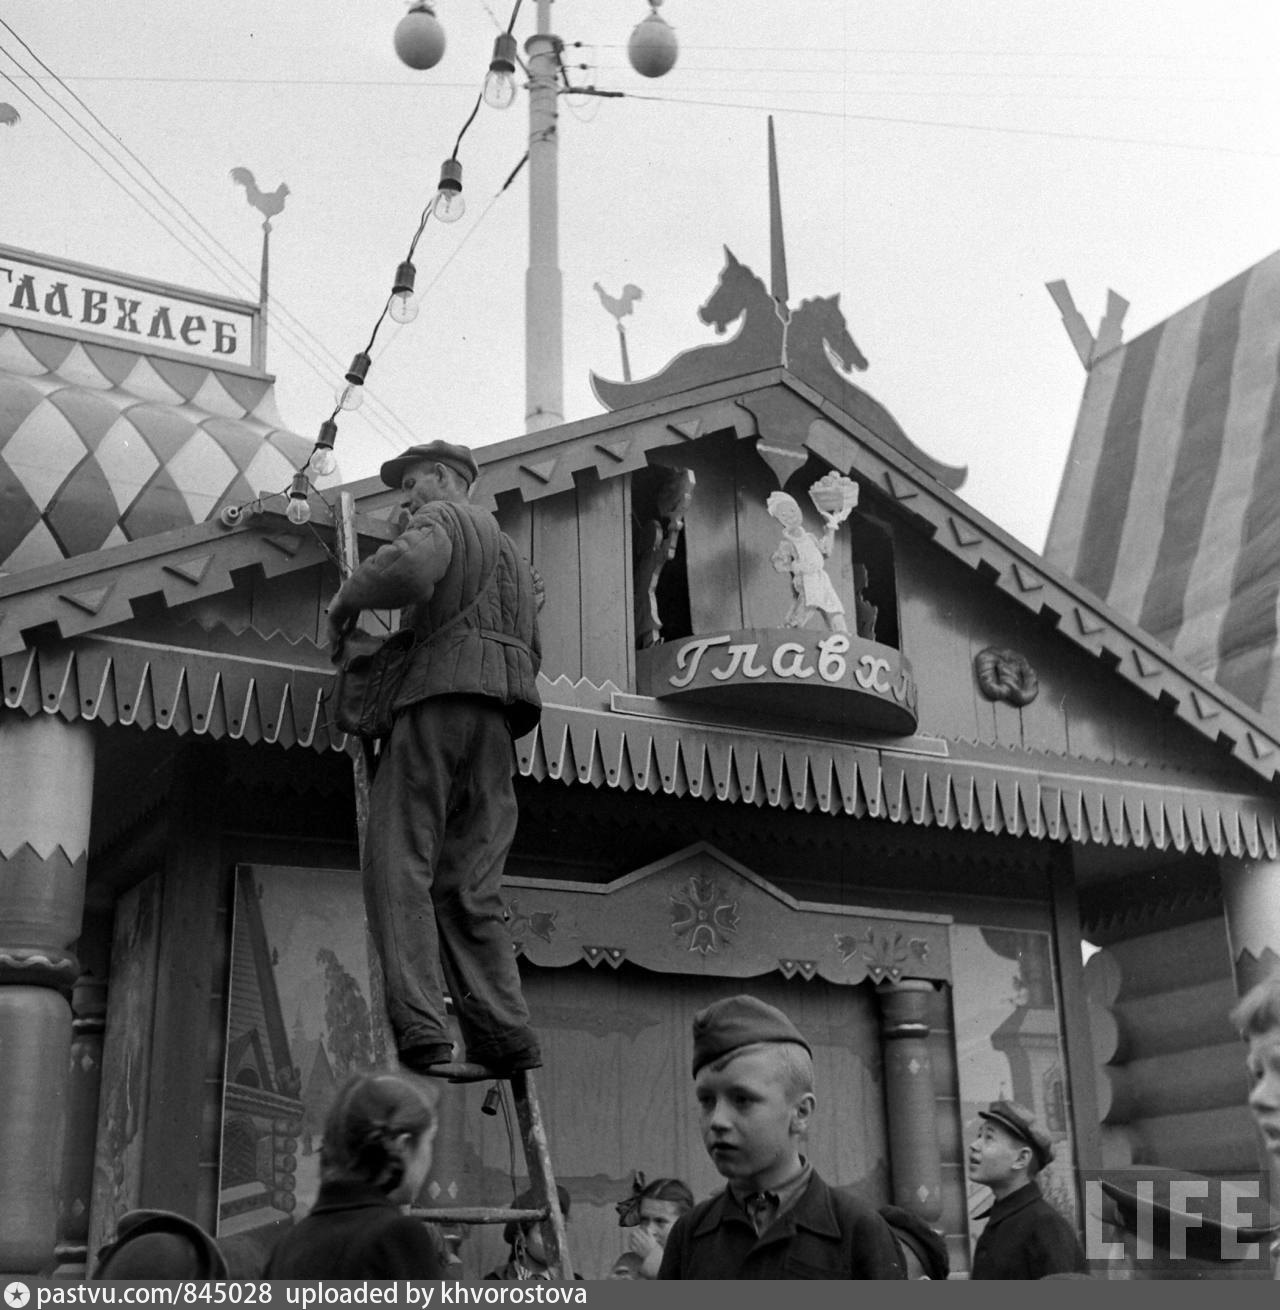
[669,874,741,955]
[501,845,950,985]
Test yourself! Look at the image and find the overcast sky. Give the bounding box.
[3,1,1277,550]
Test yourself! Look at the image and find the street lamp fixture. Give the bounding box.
[628,0,678,78]
[394,1,447,71]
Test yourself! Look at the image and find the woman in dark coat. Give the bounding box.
[265,1073,445,1279]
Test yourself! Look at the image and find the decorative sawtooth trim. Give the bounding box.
[262,532,306,558]
[669,419,703,441]
[783,743,810,809]
[17,641,1271,856]
[682,734,709,799]
[948,517,984,549]
[777,959,818,980]
[881,470,919,503]
[1010,562,1044,594]
[0,511,360,660]
[582,946,626,968]
[1189,689,1221,721]
[705,735,735,801]
[3,636,343,753]
[881,758,907,823]
[1131,648,1162,678]
[595,438,632,464]
[1247,731,1277,761]
[1073,606,1108,638]
[521,457,559,485]
[60,583,115,616]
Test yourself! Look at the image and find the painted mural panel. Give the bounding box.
[216,865,393,1247]
[88,872,163,1258]
[951,924,1079,1266]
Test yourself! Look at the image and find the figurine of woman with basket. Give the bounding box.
[766,472,859,634]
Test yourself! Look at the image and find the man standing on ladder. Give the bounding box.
[326,440,543,1077]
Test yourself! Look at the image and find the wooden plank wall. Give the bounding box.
[518,476,633,688]
[895,528,1235,775]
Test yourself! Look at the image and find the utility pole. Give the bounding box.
[524,0,564,433]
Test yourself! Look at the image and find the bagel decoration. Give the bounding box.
[975,647,1039,707]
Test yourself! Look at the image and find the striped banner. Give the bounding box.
[1046,249,1280,725]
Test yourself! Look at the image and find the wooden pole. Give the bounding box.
[333,492,395,1067]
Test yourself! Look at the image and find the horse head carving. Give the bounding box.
[789,293,868,374]
[698,246,775,337]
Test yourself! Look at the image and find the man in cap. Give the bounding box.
[657,993,904,1279]
[967,1099,1086,1278]
[326,441,542,1076]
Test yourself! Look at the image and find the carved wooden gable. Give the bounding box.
[505,840,952,985]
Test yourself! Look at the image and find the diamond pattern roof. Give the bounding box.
[0,324,317,572]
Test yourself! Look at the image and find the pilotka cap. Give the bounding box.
[691,994,813,1077]
[979,1100,1055,1171]
[380,440,480,489]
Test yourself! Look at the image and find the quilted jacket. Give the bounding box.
[334,499,541,736]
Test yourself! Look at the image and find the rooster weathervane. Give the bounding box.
[230,167,290,370]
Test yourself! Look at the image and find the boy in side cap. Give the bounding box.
[326,442,542,1077]
[658,994,904,1280]
[967,1100,1086,1279]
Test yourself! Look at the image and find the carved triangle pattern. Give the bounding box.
[510,701,1279,859]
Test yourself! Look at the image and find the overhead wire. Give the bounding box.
[0,21,421,452]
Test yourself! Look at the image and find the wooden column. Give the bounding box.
[0,713,95,1275]
[877,978,943,1222]
[54,974,108,1280]
[1220,856,1280,995]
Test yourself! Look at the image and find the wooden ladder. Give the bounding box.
[409,1064,573,1280]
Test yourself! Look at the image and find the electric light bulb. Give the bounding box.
[338,352,371,411]
[336,381,365,412]
[389,290,419,324]
[388,260,419,325]
[483,34,519,109]
[309,419,339,477]
[310,446,338,477]
[483,68,517,110]
[433,157,465,224]
[286,473,312,525]
[432,190,466,223]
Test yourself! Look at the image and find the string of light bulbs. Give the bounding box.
[269,0,677,528]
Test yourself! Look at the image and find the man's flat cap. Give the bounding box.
[979,1100,1054,1170]
[691,994,812,1076]
[380,441,479,489]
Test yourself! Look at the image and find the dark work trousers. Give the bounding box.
[364,693,539,1067]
